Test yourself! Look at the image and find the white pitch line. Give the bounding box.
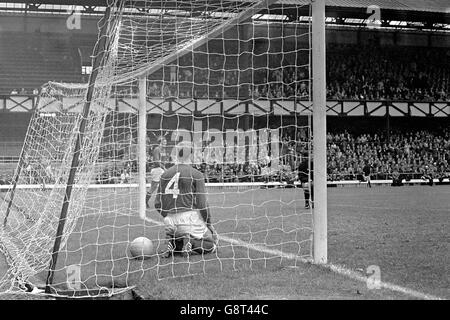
[332,204,450,212]
[325,264,444,300]
[143,216,444,300]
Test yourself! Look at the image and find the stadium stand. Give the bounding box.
[144,42,449,101]
[326,43,450,101]
[0,31,93,94]
[0,113,30,181]
[0,30,447,101]
[0,25,449,185]
[326,128,450,182]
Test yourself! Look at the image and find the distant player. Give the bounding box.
[31,157,49,190]
[298,155,313,209]
[155,141,218,257]
[146,162,165,208]
[362,161,372,188]
[120,169,130,184]
[23,155,33,184]
[152,136,170,167]
[391,165,403,187]
[421,165,434,186]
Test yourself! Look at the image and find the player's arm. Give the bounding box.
[194,172,218,243]
[194,174,210,223]
[154,181,166,217]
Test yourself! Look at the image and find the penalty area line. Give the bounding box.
[142,216,443,300]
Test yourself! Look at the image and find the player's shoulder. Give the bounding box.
[177,164,205,180]
[177,164,199,175]
[161,164,176,175]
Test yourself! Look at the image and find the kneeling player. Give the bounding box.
[163,210,217,256]
[154,141,218,257]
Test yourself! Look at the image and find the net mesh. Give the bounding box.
[0,0,312,296]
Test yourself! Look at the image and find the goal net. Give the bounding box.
[0,0,313,297]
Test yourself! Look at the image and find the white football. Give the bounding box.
[129,237,154,259]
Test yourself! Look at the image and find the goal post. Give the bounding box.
[44,6,113,293]
[138,76,148,223]
[311,0,327,264]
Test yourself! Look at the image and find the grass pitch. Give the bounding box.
[0,184,448,300]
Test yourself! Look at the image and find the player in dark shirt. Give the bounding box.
[362,162,372,188]
[155,141,218,257]
[298,156,313,209]
[421,165,434,186]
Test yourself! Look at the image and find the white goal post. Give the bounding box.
[311,0,327,264]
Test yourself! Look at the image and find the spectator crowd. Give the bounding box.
[134,43,449,102]
[89,127,450,185]
[2,127,449,186]
[326,44,449,101]
[6,43,448,103]
[327,128,450,182]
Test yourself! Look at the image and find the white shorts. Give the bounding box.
[163,210,208,239]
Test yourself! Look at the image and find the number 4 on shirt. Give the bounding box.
[165,172,180,198]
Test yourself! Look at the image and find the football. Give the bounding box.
[129,237,154,259]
